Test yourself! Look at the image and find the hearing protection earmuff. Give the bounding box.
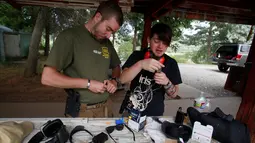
[144,50,165,64]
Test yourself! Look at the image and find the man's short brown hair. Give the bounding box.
[96,0,124,26]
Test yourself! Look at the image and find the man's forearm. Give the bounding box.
[120,61,142,84]
[41,66,87,89]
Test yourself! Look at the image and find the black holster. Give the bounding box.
[64,89,81,117]
[119,90,132,114]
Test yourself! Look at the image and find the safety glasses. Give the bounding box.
[106,124,135,143]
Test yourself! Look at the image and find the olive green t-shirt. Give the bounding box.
[45,25,121,104]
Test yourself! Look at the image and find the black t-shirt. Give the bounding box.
[122,49,182,116]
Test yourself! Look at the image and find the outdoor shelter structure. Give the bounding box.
[3,0,255,141]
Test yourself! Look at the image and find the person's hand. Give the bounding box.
[154,72,169,85]
[104,80,117,94]
[88,80,106,93]
[140,59,164,72]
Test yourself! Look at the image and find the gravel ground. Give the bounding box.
[178,63,236,97]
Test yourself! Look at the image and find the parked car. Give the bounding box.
[212,43,251,72]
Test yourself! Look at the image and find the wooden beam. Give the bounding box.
[4,0,21,10]
[14,0,132,11]
[131,6,147,13]
[141,15,152,49]
[145,0,185,20]
[170,10,255,25]
[15,0,134,7]
[187,0,253,11]
[150,0,173,19]
[178,1,255,17]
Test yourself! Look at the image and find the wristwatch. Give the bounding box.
[87,79,91,89]
[110,77,121,87]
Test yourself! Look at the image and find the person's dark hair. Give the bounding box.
[150,23,173,46]
[95,0,124,26]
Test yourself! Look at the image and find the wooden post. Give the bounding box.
[236,30,255,142]
[141,15,152,49]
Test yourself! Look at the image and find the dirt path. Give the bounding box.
[0,64,66,102]
[0,63,124,103]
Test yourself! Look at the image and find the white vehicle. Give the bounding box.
[212,44,251,72]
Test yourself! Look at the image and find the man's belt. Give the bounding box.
[83,100,107,110]
[28,119,69,143]
[64,88,108,117]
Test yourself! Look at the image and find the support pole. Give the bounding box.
[141,15,152,49]
[236,30,255,142]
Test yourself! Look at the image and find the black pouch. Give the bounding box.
[92,132,108,143]
[64,89,81,117]
[175,107,185,124]
[119,90,133,114]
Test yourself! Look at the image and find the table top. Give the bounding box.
[0,117,219,143]
[0,117,155,143]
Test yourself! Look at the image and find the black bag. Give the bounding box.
[187,107,250,143]
[119,90,133,114]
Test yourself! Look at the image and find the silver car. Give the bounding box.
[212,44,251,72]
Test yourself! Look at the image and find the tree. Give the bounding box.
[41,8,93,55]
[49,8,93,35]
[158,16,192,38]
[117,13,192,52]
[157,16,192,52]
[118,40,133,61]
[24,8,48,77]
[182,21,253,63]
[0,2,38,32]
[123,13,144,51]
[24,8,94,77]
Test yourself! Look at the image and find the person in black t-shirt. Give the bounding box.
[120,23,182,116]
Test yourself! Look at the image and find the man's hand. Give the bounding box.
[154,72,169,85]
[88,80,106,93]
[141,59,165,73]
[104,80,117,94]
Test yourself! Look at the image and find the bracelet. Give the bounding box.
[164,81,172,90]
[87,79,90,89]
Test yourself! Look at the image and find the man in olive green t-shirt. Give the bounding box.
[41,1,123,118]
